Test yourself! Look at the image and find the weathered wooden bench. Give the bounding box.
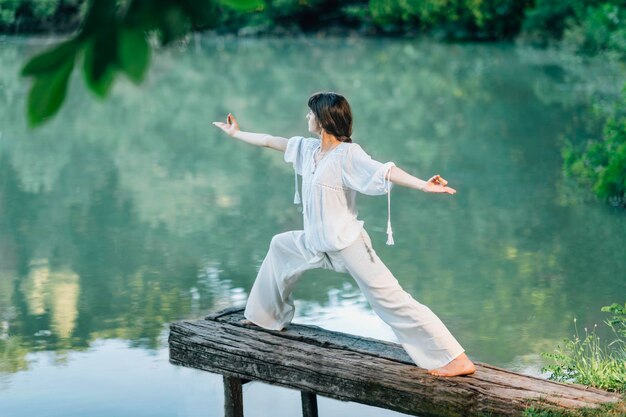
[168,306,621,417]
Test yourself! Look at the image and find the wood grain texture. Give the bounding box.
[168,307,620,417]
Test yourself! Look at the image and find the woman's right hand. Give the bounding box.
[424,175,456,194]
[212,113,240,137]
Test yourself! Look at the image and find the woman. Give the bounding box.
[212,92,475,377]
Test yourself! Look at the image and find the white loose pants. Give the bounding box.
[244,228,465,370]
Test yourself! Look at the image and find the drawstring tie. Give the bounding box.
[385,166,394,245]
[293,170,301,204]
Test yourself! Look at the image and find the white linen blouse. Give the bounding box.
[284,135,396,253]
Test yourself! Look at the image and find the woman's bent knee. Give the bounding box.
[269,231,297,249]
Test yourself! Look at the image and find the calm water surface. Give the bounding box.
[1,34,625,417]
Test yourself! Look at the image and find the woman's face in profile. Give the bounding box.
[306,109,322,135]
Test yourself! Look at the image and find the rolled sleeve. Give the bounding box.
[342,144,396,196]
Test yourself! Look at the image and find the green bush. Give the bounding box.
[0,0,21,27]
[368,0,531,39]
[564,3,626,59]
[522,0,626,58]
[0,0,85,32]
[563,84,626,208]
[522,0,585,40]
[541,301,626,393]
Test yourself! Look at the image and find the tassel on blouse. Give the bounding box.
[385,166,394,245]
[293,170,301,205]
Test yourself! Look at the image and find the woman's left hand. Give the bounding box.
[424,175,456,194]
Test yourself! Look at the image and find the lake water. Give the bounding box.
[1,34,625,417]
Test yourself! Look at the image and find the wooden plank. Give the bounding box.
[301,391,318,417]
[208,308,418,364]
[167,308,621,417]
[208,308,619,404]
[223,375,244,417]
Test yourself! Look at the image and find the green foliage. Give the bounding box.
[118,27,151,84]
[368,0,531,39]
[31,0,58,19]
[0,0,83,31]
[602,302,626,338]
[523,401,626,417]
[562,85,626,208]
[4,0,626,53]
[522,0,582,40]
[26,53,74,125]
[221,0,336,32]
[541,302,626,393]
[21,38,80,76]
[20,0,263,127]
[522,0,626,59]
[220,0,264,12]
[0,0,20,27]
[563,3,626,59]
[20,37,80,124]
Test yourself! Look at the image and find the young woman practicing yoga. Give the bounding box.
[212,92,475,377]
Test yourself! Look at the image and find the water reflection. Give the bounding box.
[0,35,625,412]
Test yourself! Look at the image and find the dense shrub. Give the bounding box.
[368,0,531,39]
[0,0,85,33]
[522,0,587,40]
[522,0,626,58]
[215,0,363,34]
[563,3,626,59]
[563,84,626,208]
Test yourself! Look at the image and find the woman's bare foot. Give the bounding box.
[427,353,476,377]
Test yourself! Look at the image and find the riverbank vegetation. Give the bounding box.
[1,0,625,57]
[523,401,626,417]
[542,302,626,393]
[563,88,626,208]
[528,301,626,415]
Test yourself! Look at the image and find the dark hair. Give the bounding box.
[307,92,353,143]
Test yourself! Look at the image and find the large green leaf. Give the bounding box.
[118,28,151,84]
[217,0,264,12]
[26,58,75,127]
[21,39,79,76]
[83,35,118,98]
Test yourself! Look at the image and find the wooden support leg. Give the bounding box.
[301,391,318,417]
[223,376,244,417]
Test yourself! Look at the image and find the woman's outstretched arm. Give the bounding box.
[212,113,288,152]
[387,166,457,195]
